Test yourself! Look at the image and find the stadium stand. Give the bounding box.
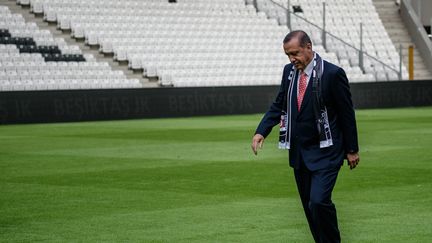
[23,0,379,87]
[256,0,409,81]
[0,5,141,91]
[2,0,415,89]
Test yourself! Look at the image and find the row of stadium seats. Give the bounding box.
[1,29,86,62]
[4,0,407,89]
[0,6,141,91]
[25,0,383,87]
[1,79,141,91]
[0,12,81,54]
[256,0,408,80]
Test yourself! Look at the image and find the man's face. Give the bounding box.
[283,38,313,71]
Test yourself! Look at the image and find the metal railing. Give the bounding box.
[254,0,404,81]
[401,0,432,77]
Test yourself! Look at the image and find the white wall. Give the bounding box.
[410,0,432,26]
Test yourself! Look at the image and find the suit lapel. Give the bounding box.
[291,71,299,119]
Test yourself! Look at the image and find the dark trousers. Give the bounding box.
[294,160,341,243]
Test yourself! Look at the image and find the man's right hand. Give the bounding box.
[251,134,265,155]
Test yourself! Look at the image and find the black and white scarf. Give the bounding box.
[279,52,333,149]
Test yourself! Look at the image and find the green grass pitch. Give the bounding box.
[1,107,432,242]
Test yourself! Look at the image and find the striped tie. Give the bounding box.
[297,72,308,111]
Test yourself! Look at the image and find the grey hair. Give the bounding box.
[283,30,312,47]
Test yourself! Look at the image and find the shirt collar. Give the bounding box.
[302,52,315,78]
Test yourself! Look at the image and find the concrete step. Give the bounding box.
[373,0,432,79]
[375,9,400,15]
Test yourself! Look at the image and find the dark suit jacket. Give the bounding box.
[255,61,359,171]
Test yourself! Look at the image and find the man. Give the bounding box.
[251,30,360,243]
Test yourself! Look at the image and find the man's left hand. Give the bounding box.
[347,152,360,170]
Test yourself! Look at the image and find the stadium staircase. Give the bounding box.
[372,0,432,80]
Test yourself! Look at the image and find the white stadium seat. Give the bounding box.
[0,7,140,91]
[6,0,408,89]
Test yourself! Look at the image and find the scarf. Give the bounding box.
[279,52,333,149]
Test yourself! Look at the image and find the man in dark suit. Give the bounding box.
[251,30,360,243]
